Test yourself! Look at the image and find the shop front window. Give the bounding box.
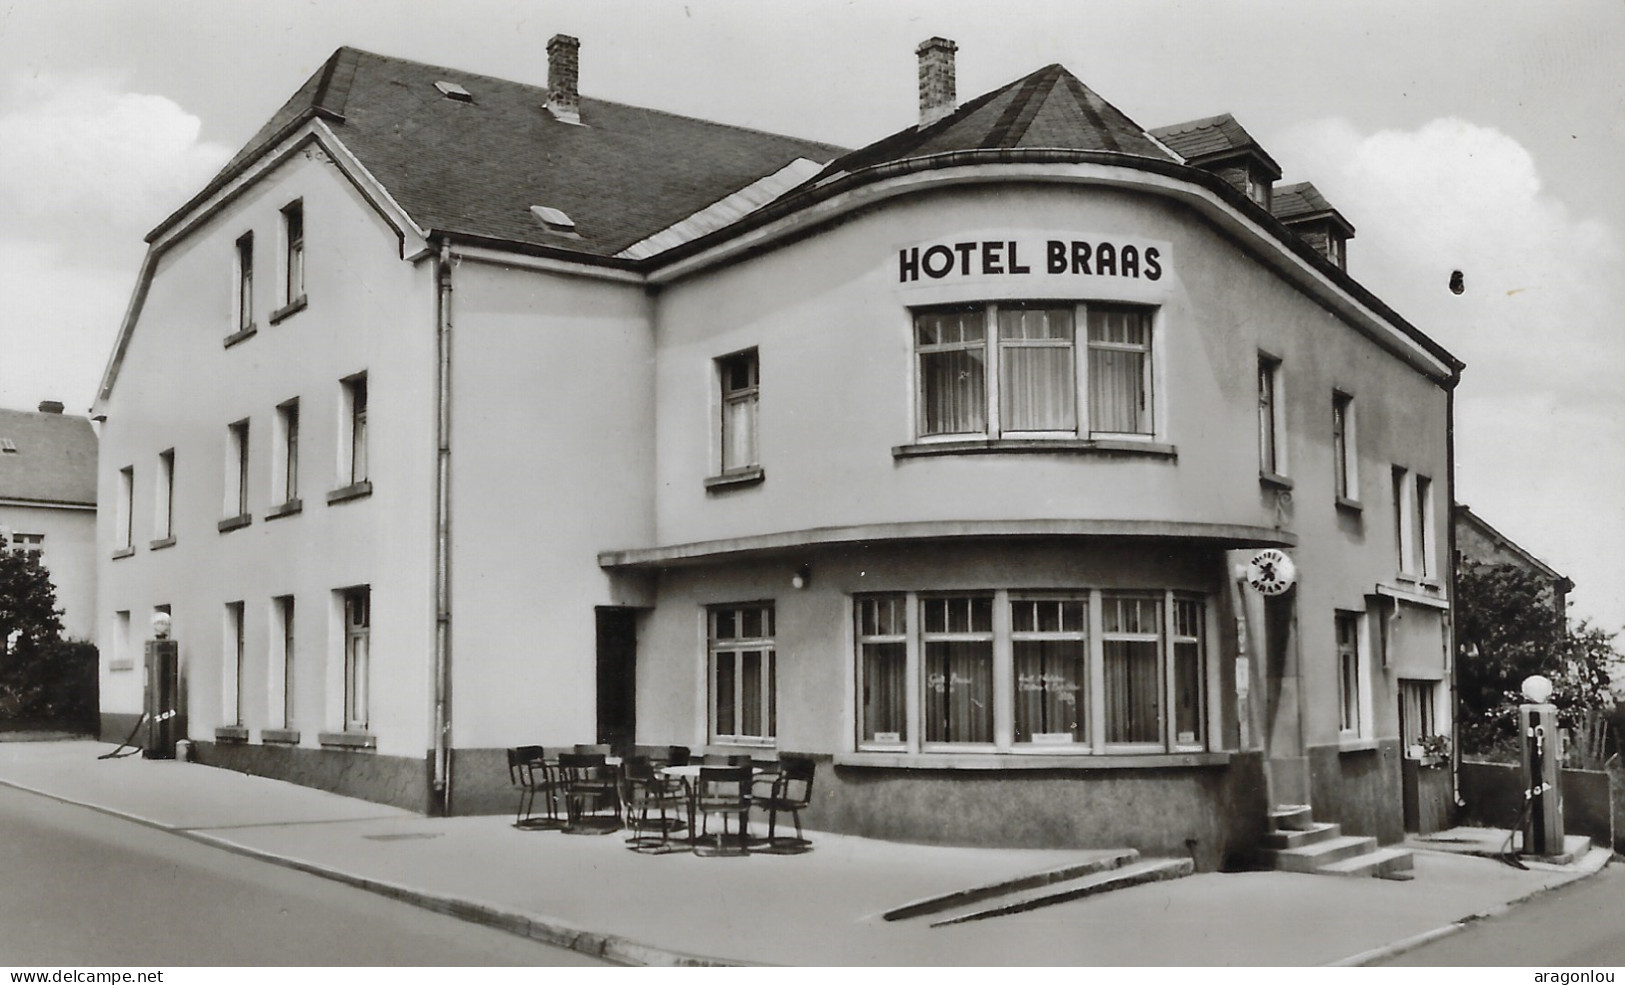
[710,603,776,744]
[922,596,994,745]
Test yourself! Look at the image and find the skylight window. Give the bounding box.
[434,81,473,102]
[529,205,577,234]
[0,439,16,454]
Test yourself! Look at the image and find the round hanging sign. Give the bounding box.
[1246,549,1297,596]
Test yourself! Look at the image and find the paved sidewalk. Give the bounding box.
[0,740,1610,966]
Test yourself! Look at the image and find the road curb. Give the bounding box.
[0,773,747,967]
[1327,849,1615,967]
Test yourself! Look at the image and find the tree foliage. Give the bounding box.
[1455,560,1618,757]
[0,542,82,723]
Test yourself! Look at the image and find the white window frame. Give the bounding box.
[342,586,370,732]
[153,449,174,542]
[223,601,245,727]
[708,603,776,746]
[281,200,305,307]
[1009,595,1089,747]
[912,302,1158,442]
[1392,467,1435,579]
[338,374,368,487]
[1414,474,1436,579]
[1258,353,1286,477]
[855,594,909,749]
[269,595,295,729]
[224,419,250,519]
[716,348,760,474]
[1399,678,1441,756]
[1332,391,1358,503]
[1335,610,1374,741]
[274,399,299,506]
[234,232,254,333]
[8,532,44,563]
[920,594,998,750]
[116,466,134,550]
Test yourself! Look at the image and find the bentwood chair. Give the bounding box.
[556,752,621,834]
[619,756,689,853]
[753,755,816,853]
[694,765,752,857]
[507,745,563,829]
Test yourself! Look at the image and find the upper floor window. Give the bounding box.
[717,349,759,474]
[8,532,44,563]
[153,449,174,543]
[234,232,254,333]
[224,420,250,520]
[914,303,1155,440]
[275,399,300,506]
[116,466,134,551]
[341,374,368,487]
[1258,353,1285,477]
[1392,467,1436,579]
[1332,391,1357,502]
[282,201,305,306]
[709,603,776,745]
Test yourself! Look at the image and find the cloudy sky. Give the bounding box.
[1,0,1620,632]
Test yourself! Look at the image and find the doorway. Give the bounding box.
[595,607,638,753]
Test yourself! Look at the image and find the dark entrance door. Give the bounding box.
[595,607,637,753]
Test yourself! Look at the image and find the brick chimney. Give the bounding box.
[37,400,63,414]
[547,34,581,124]
[917,37,958,129]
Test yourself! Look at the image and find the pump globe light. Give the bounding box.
[1521,674,1554,704]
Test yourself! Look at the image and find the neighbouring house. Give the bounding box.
[93,37,1462,869]
[0,402,98,642]
[1453,503,1572,623]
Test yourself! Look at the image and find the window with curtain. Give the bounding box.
[856,595,907,745]
[922,595,994,744]
[1011,598,1087,744]
[1102,594,1163,745]
[916,308,987,436]
[1399,679,1437,752]
[1087,306,1153,435]
[710,603,776,743]
[1171,597,1205,747]
[718,349,759,472]
[999,306,1076,432]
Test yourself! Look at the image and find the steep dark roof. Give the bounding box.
[814,63,1177,180]
[1149,113,1282,179]
[156,47,848,258]
[1271,181,1355,235]
[0,409,97,507]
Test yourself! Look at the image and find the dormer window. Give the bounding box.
[434,80,472,102]
[529,205,577,235]
[1245,168,1272,211]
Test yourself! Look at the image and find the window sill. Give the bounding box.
[1259,471,1294,491]
[318,730,377,750]
[214,726,249,743]
[893,438,1177,460]
[833,751,1231,770]
[1338,737,1380,753]
[148,536,176,551]
[269,295,308,325]
[261,728,301,745]
[327,481,372,505]
[217,513,253,533]
[704,467,765,491]
[109,660,135,672]
[1335,496,1363,513]
[265,499,303,521]
[223,324,258,349]
[111,547,136,560]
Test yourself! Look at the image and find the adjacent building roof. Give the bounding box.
[1454,503,1572,592]
[0,409,97,507]
[812,63,1177,182]
[152,47,848,259]
[1149,113,1282,179]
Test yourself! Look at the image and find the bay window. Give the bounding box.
[854,589,1209,756]
[915,302,1155,440]
[710,603,776,744]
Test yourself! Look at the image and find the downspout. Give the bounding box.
[1444,367,1462,809]
[431,237,454,814]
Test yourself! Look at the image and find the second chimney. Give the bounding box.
[917,37,958,129]
[547,34,581,124]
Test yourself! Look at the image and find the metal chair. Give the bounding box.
[693,765,752,857]
[507,745,563,829]
[619,755,689,853]
[753,756,815,853]
[556,751,621,834]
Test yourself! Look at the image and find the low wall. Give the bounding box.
[1458,760,1618,851]
[193,741,433,814]
[1308,740,1405,844]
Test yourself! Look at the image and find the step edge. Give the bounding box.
[882,849,1139,921]
[928,858,1194,927]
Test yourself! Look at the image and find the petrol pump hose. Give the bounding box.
[97,712,147,760]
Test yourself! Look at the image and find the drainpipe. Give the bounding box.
[431,237,454,814]
[1444,367,1462,810]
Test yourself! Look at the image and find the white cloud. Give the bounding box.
[1270,117,1625,631]
[0,74,232,253]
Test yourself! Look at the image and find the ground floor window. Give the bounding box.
[1399,678,1438,755]
[710,603,775,744]
[854,589,1208,754]
[1336,611,1361,736]
[343,587,370,731]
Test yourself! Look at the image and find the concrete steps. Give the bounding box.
[1263,804,1415,881]
[883,849,1194,926]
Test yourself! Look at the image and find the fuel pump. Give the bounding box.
[1518,674,1563,857]
[143,612,180,759]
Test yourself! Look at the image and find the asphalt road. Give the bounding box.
[0,784,605,966]
[1380,861,1625,966]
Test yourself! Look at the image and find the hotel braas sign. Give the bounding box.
[897,234,1167,285]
